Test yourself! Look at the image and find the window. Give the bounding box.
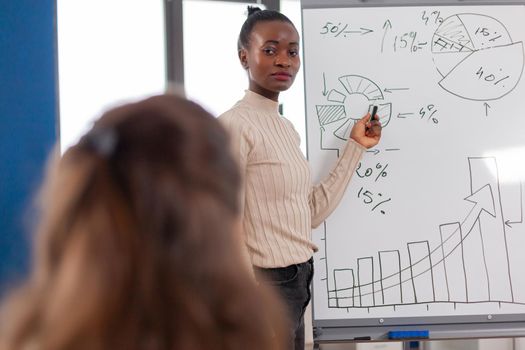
[183,1,258,117]
[57,0,166,152]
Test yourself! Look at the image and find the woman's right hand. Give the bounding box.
[350,113,382,149]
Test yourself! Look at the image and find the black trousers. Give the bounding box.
[254,258,314,350]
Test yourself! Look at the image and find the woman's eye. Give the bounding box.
[263,47,276,55]
[289,50,298,57]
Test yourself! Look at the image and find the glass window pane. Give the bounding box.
[57,0,166,152]
[183,0,258,117]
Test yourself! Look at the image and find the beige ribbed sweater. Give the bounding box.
[219,90,365,268]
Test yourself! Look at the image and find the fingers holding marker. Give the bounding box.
[366,119,382,137]
[365,106,382,137]
[350,114,381,149]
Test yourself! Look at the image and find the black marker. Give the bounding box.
[370,105,378,122]
[354,336,372,341]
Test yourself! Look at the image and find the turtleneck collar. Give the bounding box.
[243,90,280,114]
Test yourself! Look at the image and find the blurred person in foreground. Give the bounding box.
[0,94,287,350]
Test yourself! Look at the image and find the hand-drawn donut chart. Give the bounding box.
[432,13,524,101]
[316,75,392,141]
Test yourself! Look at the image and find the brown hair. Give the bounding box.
[0,95,286,350]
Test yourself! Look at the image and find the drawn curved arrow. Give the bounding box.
[329,184,497,296]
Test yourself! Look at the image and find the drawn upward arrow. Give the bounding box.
[381,20,392,53]
[384,87,409,93]
[458,184,497,245]
[464,184,496,219]
[484,102,491,116]
[505,182,523,228]
[322,73,328,96]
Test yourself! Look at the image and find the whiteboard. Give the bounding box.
[302,0,525,339]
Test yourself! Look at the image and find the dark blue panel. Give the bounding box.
[0,0,58,290]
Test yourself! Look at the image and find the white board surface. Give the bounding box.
[303,3,525,324]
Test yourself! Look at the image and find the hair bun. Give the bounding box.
[247,5,262,17]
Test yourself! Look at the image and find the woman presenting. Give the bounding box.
[219,6,382,350]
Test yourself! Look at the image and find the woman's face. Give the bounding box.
[240,20,301,101]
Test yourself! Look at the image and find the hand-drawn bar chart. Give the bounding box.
[326,157,523,310]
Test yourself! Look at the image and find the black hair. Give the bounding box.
[237,6,296,51]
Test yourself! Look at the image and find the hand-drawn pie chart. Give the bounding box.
[432,13,524,101]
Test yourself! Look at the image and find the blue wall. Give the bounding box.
[0,1,58,287]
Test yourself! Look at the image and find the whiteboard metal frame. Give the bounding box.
[300,0,525,342]
[302,0,525,9]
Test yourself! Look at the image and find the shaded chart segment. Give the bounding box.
[316,105,346,126]
[432,14,475,53]
[439,42,524,101]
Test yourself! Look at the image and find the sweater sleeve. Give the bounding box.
[308,139,365,228]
